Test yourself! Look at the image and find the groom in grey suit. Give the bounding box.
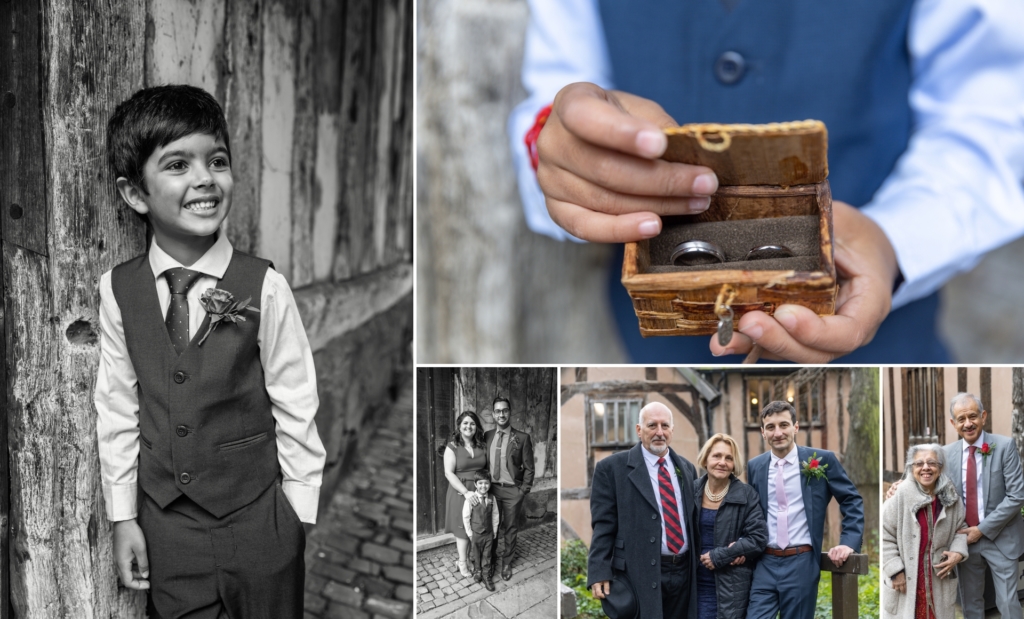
[945,393,1024,619]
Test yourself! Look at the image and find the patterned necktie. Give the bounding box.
[657,457,684,554]
[775,459,790,548]
[164,267,202,355]
[492,431,503,480]
[966,445,979,527]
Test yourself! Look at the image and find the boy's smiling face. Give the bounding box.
[117,132,233,263]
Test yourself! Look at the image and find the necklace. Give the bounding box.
[705,480,730,502]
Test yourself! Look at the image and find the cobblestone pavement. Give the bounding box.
[303,385,414,619]
[416,521,557,618]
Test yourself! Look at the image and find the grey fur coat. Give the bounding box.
[881,474,969,619]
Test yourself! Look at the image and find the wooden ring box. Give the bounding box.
[621,120,837,337]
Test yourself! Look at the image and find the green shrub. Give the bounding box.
[561,540,604,619]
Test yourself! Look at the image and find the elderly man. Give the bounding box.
[484,396,535,581]
[746,401,864,619]
[588,401,699,619]
[944,393,1024,618]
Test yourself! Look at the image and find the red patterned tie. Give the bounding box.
[966,446,979,527]
[657,457,684,554]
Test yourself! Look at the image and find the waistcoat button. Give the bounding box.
[176,425,188,437]
[650,536,656,543]
[715,51,746,85]
[180,472,191,484]
[173,371,186,384]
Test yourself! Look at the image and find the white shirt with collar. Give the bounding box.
[961,431,987,523]
[641,446,688,555]
[490,427,515,486]
[94,233,326,523]
[767,444,812,549]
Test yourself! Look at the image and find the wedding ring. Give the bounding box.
[670,240,726,266]
[745,244,793,261]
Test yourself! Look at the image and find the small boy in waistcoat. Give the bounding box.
[462,470,500,591]
[94,85,326,619]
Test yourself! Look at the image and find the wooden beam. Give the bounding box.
[674,367,721,404]
[560,487,591,501]
[560,380,698,405]
[291,262,412,352]
[820,553,869,619]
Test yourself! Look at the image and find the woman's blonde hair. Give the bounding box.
[697,433,743,476]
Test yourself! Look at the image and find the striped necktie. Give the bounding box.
[164,267,202,355]
[657,457,684,554]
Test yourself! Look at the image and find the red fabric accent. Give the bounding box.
[914,498,941,619]
[966,446,979,527]
[657,457,684,553]
[524,104,553,171]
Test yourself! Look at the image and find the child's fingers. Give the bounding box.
[539,165,712,218]
[545,198,662,243]
[553,84,670,159]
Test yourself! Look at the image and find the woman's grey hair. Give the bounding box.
[949,392,984,419]
[903,443,945,479]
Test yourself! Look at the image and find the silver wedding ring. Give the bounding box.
[671,240,726,266]
[745,244,794,261]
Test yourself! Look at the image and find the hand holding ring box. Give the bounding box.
[621,120,838,337]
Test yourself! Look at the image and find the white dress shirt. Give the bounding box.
[508,0,1024,310]
[962,431,987,523]
[767,445,811,549]
[490,428,515,485]
[641,446,688,555]
[95,233,326,523]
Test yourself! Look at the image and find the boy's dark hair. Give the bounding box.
[473,470,491,483]
[107,85,231,193]
[760,401,797,426]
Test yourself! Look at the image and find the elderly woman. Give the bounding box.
[882,444,967,619]
[443,411,489,578]
[693,434,768,619]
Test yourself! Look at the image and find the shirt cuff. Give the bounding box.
[282,479,321,524]
[104,483,138,521]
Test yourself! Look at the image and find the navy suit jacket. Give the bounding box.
[747,446,864,558]
[588,443,699,619]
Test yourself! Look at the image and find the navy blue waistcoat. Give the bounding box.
[598,0,949,362]
[111,250,280,517]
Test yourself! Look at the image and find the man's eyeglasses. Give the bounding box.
[494,408,510,414]
[911,460,941,469]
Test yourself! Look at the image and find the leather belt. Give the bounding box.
[764,545,813,557]
[493,481,517,487]
[661,550,690,565]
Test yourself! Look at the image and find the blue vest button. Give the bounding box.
[180,472,191,484]
[714,51,746,85]
[174,371,186,384]
[176,426,188,437]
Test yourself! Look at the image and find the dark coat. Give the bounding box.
[484,426,535,493]
[693,474,767,619]
[587,443,699,619]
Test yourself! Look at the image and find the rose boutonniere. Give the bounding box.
[801,452,828,481]
[980,442,993,463]
[509,435,519,450]
[197,288,260,346]
[676,466,683,478]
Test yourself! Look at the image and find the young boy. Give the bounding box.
[94,84,326,618]
[462,470,500,592]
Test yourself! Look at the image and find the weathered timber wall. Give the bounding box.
[416,0,624,364]
[0,0,412,617]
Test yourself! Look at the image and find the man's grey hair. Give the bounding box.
[638,402,674,428]
[949,392,984,419]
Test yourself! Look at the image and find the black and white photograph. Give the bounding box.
[0,1,412,618]
[415,367,558,618]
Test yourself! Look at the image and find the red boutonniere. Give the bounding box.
[197,288,260,346]
[801,452,828,481]
[980,442,993,462]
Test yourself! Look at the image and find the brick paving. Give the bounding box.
[416,521,557,618]
[303,385,414,619]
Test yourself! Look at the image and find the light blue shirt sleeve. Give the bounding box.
[507,0,612,242]
[861,0,1024,309]
[509,0,1024,311]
